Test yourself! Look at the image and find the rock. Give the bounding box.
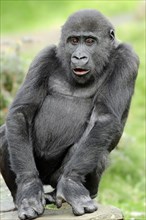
[0,203,124,220]
[0,175,124,219]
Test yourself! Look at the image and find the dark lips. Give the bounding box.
[73,68,90,76]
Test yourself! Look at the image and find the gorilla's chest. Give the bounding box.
[33,94,92,153]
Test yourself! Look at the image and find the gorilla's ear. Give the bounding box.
[109,29,115,40]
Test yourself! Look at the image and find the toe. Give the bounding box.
[56,196,63,208]
[72,205,84,216]
[18,207,38,220]
[84,201,98,213]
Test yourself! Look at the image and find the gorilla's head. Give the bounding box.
[57,9,118,84]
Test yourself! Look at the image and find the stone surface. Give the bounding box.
[0,203,124,220]
[0,175,124,220]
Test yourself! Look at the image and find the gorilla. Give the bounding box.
[0,9,139,220]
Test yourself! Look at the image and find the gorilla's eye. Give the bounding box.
[110,29,115,40]
[85,38,95,46]
[69,37,79,45]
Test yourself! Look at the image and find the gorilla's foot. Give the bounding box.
[72,198,97,216]
[56,176,97,216]
[17,192,45,220]
[16,181,46,220]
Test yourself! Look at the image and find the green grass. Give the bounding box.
[1,0,140,34]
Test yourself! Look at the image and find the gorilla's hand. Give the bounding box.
[56,176,97,215]
[16,178,45,220]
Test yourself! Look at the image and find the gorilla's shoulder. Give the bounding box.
[115,42,139,73]
[116,43,139,64]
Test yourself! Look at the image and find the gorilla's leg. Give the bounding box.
[47,144,106,205]
[49,167,100,200]
[0,125,17,201]
[84,169,100,199]
[85,153,108,199]
[46,143,109,216]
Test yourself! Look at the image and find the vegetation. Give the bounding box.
[1,0,140,34]
[0,1,145,219]
[0,44,27,124]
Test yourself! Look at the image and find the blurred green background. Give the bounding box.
[0,1,145,219]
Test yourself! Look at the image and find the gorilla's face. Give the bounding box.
[66,33,98,84]
[58,9,117,84]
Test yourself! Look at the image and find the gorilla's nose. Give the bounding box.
[71,51,89,65]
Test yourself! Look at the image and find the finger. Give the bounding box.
[32,203,44,215]
[18,211,26,220]
[42,195,46,206]
[18,207,37,220]
[24,208,38,219]
[84,201,98,213]
[72,205,84,216]
[56,197,63,208]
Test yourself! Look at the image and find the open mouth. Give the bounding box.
[73,68,90,76]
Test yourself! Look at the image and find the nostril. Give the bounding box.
[73,56,79,60]
[73,56,87,60]
[80,56,87,60]
[71,53,89,65]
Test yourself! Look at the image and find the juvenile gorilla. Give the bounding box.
[0,9,139,220]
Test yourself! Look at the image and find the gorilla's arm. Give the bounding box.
[6,46,56,218]
[56,43,139,213]
[6,46,56,176]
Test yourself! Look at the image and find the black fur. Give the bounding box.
[0,9,139,220]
